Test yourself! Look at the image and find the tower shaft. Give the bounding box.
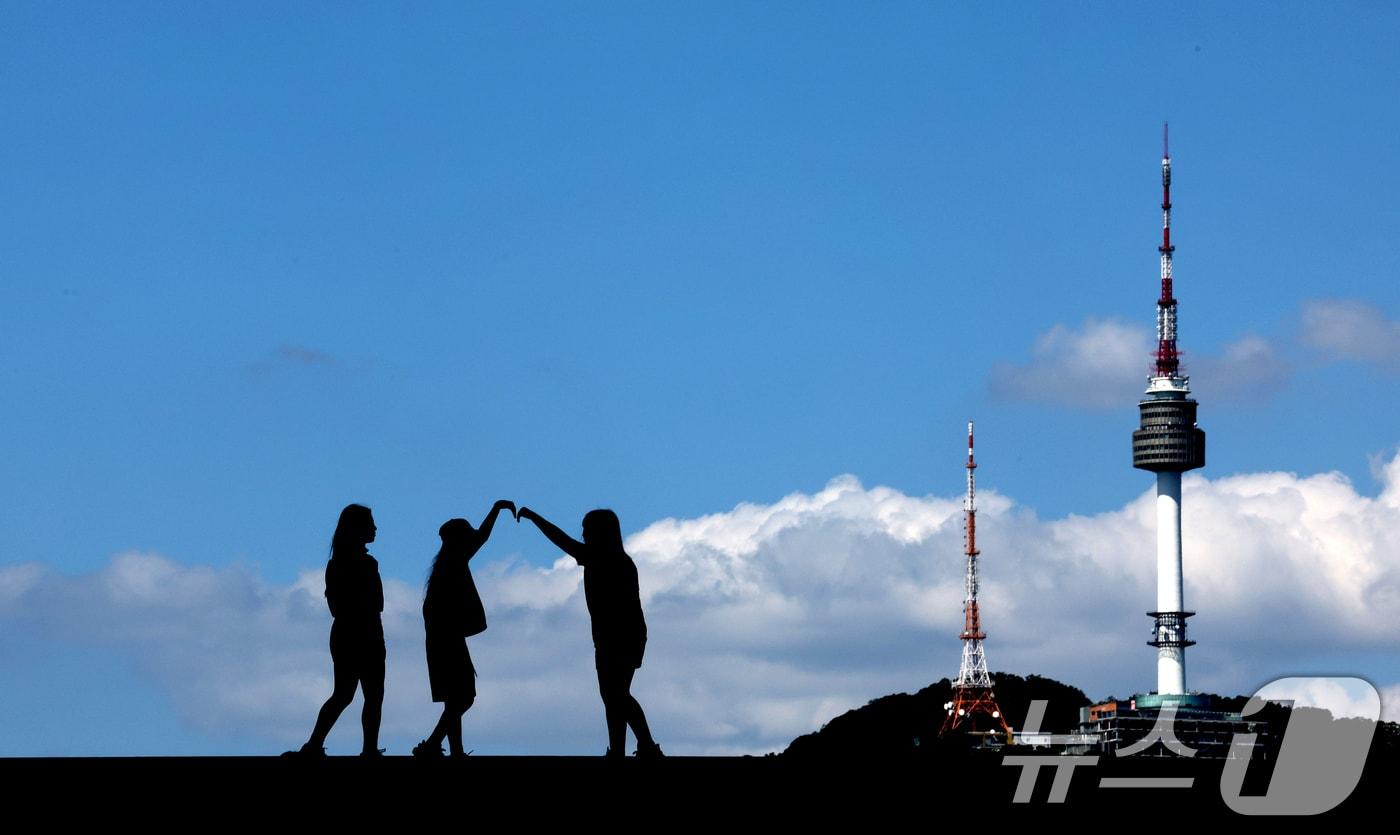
[1154,471,1188,695]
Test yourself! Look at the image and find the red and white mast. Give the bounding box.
[959,422,987,670]
[941,421,1009,737]
[1155,122,1181,380]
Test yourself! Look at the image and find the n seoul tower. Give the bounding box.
[1131,124,1206,697]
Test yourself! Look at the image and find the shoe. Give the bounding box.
[412,740,443,758]
[281,743,326,758]
[360,748,386,758]
[635,742,666,760]
[604,747,625,760]
[448,749,473,760]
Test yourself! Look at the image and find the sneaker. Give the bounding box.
[603,747,625,760]
[281,743,326,758]
[412,740,443,758]
[448,749,473,760]
[635,742,666,760]
[360,747,386,758]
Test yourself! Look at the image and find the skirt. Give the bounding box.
[426,633,477,704]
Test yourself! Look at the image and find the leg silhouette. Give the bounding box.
[422,697,473,756]
[307,657,360,749]
[359,651,385,754]
[597,662,655,755]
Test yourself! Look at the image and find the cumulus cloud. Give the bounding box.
[5,455,1400,755]
[1383,685,1400,724]
[1302,299,1400,371]
[1255,677,1382,721]
[988,317,1150,408]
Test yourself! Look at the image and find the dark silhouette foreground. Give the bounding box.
[288,503,386,757]
[10,725,1397,825]
[518,506,662,759]
[414,501,514,758]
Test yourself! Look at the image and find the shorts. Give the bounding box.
[594,635,646,672]
[329,617,386,685]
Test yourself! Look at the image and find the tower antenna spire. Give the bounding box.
[1156,121,1180,378]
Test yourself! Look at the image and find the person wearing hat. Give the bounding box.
[413,499,516,758]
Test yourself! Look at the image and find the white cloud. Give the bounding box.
[1255,677,1381,721]
[988,317,1150,408]
[1382,685,1400,724]
[1188,334,1292,402]
[989,319,1290,407]
[4,453,1400,755]
[1302,299,1400,370]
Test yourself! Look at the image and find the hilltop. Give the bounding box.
[784,672,1089,758]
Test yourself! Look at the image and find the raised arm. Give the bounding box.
[467,499,516,560]
[518,507,589,563]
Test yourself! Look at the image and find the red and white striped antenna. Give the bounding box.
[1155,122,1181,378]
[941,420,1008,738]
[962,421,982,642]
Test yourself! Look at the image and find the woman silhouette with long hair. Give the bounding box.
[413,500,515,758]
[290,503,386,757]
[517,506,663,759]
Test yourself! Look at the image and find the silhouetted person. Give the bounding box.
[518,506,663,759]
[289,503,386,757]
[413,500,515,758]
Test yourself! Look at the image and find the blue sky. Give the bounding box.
[2,3,1399,755]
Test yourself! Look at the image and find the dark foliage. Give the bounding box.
[1191,692,1252,712]
[985,673,1092,735]
[783,672,1090,758]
